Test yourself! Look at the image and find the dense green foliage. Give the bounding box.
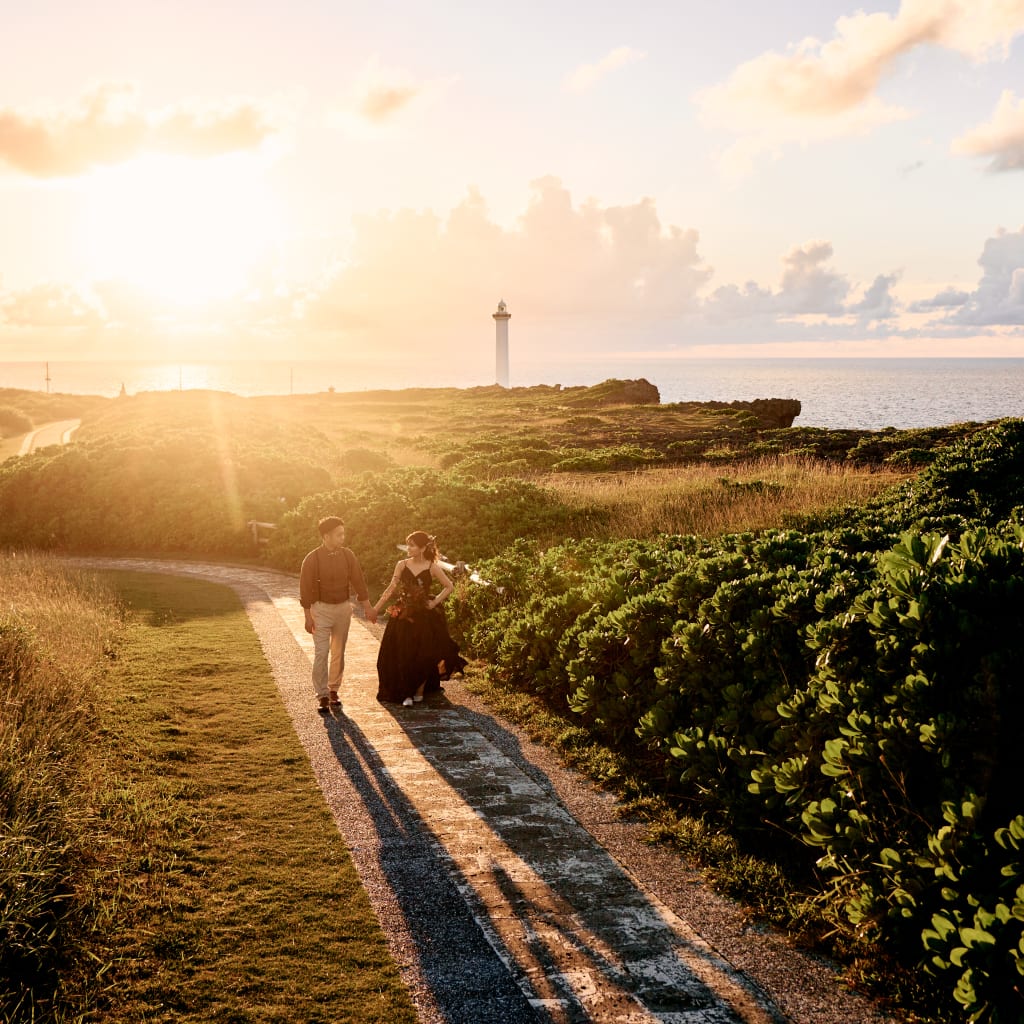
[0,430,333,555]
[264,467,597,587]
[455,419,1024,1022]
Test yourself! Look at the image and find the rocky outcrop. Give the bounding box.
[673,397,801,428]
[733,398,801,428]
[562,378,661,407]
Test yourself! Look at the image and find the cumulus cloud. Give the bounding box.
[564,47,647,93]
[697,0,1024,172]
[10,181,1024,352]
[0,83,277,178]
[297,178,710,355]
[948,227,1024,325]
[953,89,1024,171]
[778,241,851,314]
[700,241,851,323]
[850,272,901,320]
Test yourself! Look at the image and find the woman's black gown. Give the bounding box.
[376,565,468,703]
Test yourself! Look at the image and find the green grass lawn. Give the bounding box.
[89,571,416,1024]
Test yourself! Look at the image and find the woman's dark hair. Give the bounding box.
[407,531,438,562]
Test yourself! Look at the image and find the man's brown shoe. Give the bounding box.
[328,691,341,707]
[318,696,331,713]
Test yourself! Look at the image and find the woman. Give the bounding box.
[374,531,468,706]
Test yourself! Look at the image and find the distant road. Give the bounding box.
[18,418,81,456]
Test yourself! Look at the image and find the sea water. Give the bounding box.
[2,358,1023,432]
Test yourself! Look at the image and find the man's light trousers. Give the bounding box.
[310,600,353,697]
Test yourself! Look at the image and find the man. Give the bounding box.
[299,516,377,712]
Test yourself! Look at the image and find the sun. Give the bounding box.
[81,153,284,306]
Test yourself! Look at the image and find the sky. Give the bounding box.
[2,0,1024,378]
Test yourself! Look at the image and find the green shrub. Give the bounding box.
[454,421,1024,1020]
[753,527,1024,1021]
[0,432,333,555]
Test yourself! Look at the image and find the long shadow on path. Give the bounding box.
[320,711,541,1024]
[360,693,786,1024]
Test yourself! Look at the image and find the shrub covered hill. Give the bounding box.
[0,377,990,578]
[0,387,105,442]
[2,378,1023,1019]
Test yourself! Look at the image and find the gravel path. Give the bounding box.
[69,558,895,1024]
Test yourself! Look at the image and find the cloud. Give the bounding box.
[351,58,424,121]
[700,241,851,322]
[0,83,277,178]
[953,89,1024,171]
[339,56,455,128]
[697,0,1024,172]
[778,241,851,314]
[297,177,711,354]
[850,272,901,320]
[564,47,646,93]
[693,228,1024,342]
[0,282,103,327]
[7,182,1023,353]
[908,287,972,311]
[359,84,421,121]
[949,227,1024,325]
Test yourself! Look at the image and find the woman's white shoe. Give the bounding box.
[402,697,414,707]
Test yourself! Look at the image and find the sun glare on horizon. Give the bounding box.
[80,154,285,306]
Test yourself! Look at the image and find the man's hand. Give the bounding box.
[304,610,315,635]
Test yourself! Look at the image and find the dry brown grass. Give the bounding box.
[539,457,911,539]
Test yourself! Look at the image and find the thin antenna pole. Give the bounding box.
[45,362,51,394]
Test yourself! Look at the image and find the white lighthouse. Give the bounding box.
[492,298,510,387]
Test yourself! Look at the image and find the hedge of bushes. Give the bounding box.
[262,467,598,587]
[454,419,1024,1022]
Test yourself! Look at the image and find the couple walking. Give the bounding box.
[298,516,467,713]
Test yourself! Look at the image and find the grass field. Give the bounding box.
[88,571,417,1024]
[0,558,416,1024]
[540,456,910,539]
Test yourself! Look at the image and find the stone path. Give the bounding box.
[69,558,796,1024]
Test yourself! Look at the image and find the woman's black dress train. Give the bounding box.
[376,566,468,704]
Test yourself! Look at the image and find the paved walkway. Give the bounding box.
[68,558,831,1024]
[18,418,81,455]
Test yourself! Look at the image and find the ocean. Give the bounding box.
[3,358,1023,432]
